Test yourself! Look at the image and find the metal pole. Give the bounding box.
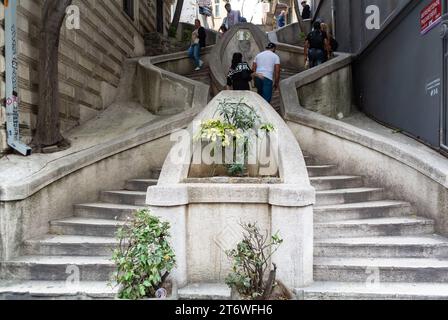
[331,0,336,39]
[4,0,32,156]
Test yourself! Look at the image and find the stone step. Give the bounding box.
[315,217,434,238]
[0,256,114,281]
[296,282,448,300]
[307,165,338,177]
[314,201,413,222]
[50,218,125,237]
[316,188,385,206]
[100,190,146,206]
[125,179,158,192]
[0,280,118,300]
[23,235,119,257]
[178,283,231,300]
[315,235,448,258]
[74,203,143,220]
[314,257,448,283]
[310,176,363,191]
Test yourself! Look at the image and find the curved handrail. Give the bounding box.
[137,50,211,114]
[279,52,353,117]
[0,50,216,201]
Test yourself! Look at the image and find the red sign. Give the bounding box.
[420,0,442,35]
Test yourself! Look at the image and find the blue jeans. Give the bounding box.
[188,44,201,68]
[308,48,325,68]
[255,77,274,103]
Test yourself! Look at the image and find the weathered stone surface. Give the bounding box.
[148,91,315,289]
[0,0,172,147]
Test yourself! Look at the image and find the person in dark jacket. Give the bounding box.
[188,19,207,71]
[226,53,253,91]
[304,21,330,68]
[301,1,311,19]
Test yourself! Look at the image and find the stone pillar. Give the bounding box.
[269,185,315,289]
[271,205,314,288]
[147,186,189,288]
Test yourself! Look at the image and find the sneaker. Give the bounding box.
[199,60,204,67]
[195,67,201,71]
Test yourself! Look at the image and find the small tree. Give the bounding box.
[225,222,283,300]
[33,0,73,149]
[171,0,184,32]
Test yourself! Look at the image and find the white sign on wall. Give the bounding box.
[4,0,32,155]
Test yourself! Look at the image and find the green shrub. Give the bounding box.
[182,29,192,42]
[112,209,176,300]
[168,26,177,38]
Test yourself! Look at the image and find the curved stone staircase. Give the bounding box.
[1,24,448,300]
[2,153,448,299]
[300,155,448,300]
[0,169,160,299]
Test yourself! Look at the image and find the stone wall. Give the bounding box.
[0,0,172,155]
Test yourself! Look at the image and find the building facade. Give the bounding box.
[0,0,172,156]
[180,0,271,29]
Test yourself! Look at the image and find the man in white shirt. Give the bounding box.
[252,43,281,103]
[223,3,241,29]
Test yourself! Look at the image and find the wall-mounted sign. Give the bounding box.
[421,0,442,35]
[426,78,441,97]
[4,0,31,155]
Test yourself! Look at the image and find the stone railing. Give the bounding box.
[137,51,212,114]
[269,22,310,46]
[275,42,306,72]
[176,22,219,47]
[0,48,218,261]
[279,52,353,119]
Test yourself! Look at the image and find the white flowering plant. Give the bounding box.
[194,99,275,176]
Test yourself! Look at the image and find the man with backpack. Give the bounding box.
[304,21,331,68]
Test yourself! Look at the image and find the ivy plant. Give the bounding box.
[112,209,176,300]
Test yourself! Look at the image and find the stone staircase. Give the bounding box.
[0,169,161,300]
[299,155,448,300]
[185,66,212,86]
[270,67,301,113]
[2,153,448,300]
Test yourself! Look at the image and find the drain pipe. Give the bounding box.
[331,0,336,39]
[4,0,32,156]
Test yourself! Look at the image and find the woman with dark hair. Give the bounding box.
[226,53,253,91]
[188,19,207,71]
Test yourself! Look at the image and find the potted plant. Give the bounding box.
[193,99,276,178]
[225,222,294,300]
[111,209,177,300]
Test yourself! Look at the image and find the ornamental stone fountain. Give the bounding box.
[146,91,315,290]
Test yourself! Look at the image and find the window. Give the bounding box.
[215,0,221,17]
[123,0,134,20]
